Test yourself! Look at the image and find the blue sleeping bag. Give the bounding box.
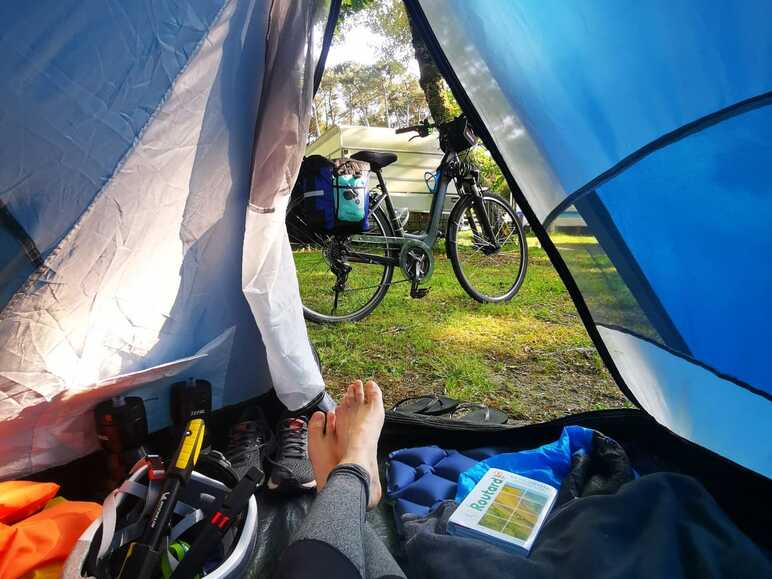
[456,425,594,501]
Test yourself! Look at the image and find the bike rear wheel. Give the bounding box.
[446,194,528,303]
[287,202,395,323]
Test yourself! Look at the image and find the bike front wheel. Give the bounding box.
[287,202,395,323]
[446,194,528,303]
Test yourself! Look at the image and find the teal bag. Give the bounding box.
[335,174,368,222]
[331,158,370,231]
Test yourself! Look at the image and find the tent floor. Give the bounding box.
[30,394,771,577]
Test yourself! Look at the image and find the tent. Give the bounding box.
[0,0,335,477]
[0,0,769,568]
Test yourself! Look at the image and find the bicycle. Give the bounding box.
[287,115,528,323]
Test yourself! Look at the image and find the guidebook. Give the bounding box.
[448,469,557,555]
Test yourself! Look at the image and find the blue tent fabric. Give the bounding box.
[415,0,772,478]
[0,0,335,477]
[418,0,772,213]
[455,426,594,502]
[0,0,225,305]
[587,105,772,392]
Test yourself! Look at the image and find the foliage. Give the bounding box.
[315,0,510,195]
[339,0,377,19]
[313,0,428,134]
[312,61,427,132]
[469,147,511,195]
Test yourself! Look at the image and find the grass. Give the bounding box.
[299,233,631,422]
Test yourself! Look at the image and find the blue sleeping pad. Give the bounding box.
[386,426,597,532]
[386,446,502,526]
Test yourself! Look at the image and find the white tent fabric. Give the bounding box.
[242,0,327,411]
[0,0,332,478]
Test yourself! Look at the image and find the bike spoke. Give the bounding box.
[497,228,518,248]
[290,205,394,322]
[450,196,527,301]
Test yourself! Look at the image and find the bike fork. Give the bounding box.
[470,191,500,251]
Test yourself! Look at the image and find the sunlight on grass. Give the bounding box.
[436,354,497,402]
[300,240,631,422]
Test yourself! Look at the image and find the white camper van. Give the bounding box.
[307,125,459,216]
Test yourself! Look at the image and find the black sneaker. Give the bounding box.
[267,416,316,492]
[224,406,274,488]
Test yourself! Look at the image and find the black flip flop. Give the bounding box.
[391,394,460,416]
[449,403,508,425]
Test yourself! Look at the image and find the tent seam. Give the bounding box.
[597,322,772,403]
[543,92,772,227]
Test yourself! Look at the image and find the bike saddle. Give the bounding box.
[351,150,398,171]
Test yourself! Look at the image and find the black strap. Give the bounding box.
[0,200,43,267]
[313,0,343,95]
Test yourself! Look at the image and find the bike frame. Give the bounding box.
[346,149,499,268]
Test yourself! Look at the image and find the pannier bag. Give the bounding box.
[295,155,370,233]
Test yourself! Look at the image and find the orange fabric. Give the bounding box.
[19,562,62,579]
[0,482,59,525]
[0,500,101,579]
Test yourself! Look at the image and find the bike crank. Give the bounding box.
[399,240,433,299]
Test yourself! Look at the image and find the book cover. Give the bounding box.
[448,468,557,554]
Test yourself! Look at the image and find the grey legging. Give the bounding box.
[273,464,406,579]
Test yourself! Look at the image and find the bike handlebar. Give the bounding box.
[395,119,435,137]
[395,125,422,134]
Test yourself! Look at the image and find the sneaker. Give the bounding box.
[224,406,275,487]
[267,416,316,492]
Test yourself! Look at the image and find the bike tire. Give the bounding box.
[287,201,395,323]
[446,194,528,303]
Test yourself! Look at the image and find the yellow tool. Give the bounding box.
[117,418,206,579]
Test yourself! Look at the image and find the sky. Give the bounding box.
[326,24,420,76]
[326,27,384,67]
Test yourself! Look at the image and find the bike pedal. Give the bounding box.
[410,286,430,299]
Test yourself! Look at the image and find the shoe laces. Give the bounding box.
[276,417,309,460]
[226,420,269,465]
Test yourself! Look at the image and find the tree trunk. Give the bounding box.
[346,90,354,124]
[408,17,454,125]
[326,92,335,126]
[381,80,391,128]
[313,103,322,138]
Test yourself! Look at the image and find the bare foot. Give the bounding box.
[308,410,338,490]
[334,380,385,509]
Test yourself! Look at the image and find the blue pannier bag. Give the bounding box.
[295,155,370,233]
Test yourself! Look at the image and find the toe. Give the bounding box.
[353,380,365,403]
[309,411,325,446]
[364,380,382,405]
[326,408,337,435]
[344,382,357,405]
